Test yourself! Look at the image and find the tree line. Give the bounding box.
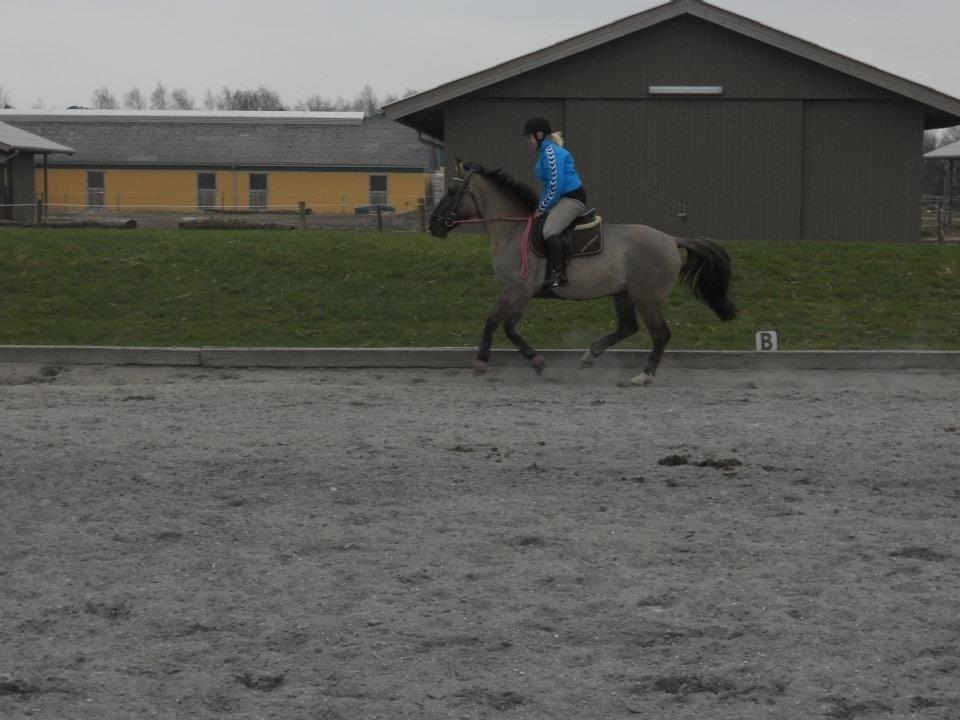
[1,83,418,115]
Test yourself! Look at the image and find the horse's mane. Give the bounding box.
[463,162,539,212]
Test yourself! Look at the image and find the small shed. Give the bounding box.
[925,140,960,204]
[0,121,75,220]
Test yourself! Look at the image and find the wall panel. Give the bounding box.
[802,101,924,241]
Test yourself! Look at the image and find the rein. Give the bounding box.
[452,217,534,279]
[432,173,535,279]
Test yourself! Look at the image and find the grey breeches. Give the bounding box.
[543,196,587,238]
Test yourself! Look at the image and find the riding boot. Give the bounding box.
[544,234,568,287]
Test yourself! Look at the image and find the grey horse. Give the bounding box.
[429,160,737,385]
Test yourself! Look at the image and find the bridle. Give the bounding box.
[430,170,477,230]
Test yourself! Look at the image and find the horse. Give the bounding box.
[428,159,737,385]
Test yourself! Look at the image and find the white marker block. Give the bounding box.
[756,330,779,352]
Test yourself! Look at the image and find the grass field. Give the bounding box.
[1,228,958,349]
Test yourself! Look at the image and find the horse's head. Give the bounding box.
[429,159,480,237]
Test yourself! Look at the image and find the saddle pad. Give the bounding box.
[531,216,604,259]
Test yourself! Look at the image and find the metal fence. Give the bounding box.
[0,196,434,232]
[26,191,432,214]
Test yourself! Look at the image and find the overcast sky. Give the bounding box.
[2,0,959,111]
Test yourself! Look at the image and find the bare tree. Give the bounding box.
[382,87,420,105]
[0,86,12,109]
[295,94,342,111]
[216,86,286,111]
[941,125,960,146]
[92,87,120,109]
[124,87,147,109]
[352,85,379,115]
[201,89,217,110]
[170,88,196,110]
[296,86,418,113]
[150,82,168,110]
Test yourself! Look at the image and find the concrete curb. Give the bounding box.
[1,345,959,371]
[0,346,201,366]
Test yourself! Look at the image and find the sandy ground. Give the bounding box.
[1,362,959,720]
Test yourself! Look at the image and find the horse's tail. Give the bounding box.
[676,236,737,322]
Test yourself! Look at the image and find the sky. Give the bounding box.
[2,0,960,110]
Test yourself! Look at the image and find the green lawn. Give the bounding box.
[1,228,958,349]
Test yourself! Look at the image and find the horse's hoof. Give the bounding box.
[579,350,595,369]
[530,354,546,375]
[630,373,654,386]
[472,360,490,373]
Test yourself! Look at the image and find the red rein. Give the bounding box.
[452,216,535,279]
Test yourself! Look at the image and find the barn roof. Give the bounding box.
[0,111,436,171]
[925,139,960,160]
[384,0,960,138]
[0,120,75,154]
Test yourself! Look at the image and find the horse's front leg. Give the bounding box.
[473,291,526,373]
[503,303,546,375]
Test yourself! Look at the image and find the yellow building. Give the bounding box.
[0,110,441,214]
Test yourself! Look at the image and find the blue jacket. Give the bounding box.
[534,139,583,215]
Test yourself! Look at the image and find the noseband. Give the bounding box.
[431,171,477,229]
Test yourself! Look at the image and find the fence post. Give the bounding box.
[376,205,383,232]
[35,198,43,225]
[298,201,307,230]
[948,158,955,226]
[417,198,426,233]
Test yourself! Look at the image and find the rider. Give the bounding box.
[523,117,586,288]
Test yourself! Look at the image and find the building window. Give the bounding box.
[87,171,105,209]
[369,174,388,208]
[249,173,268,209]
[197,173,217,208]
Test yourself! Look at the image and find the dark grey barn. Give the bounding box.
[386,0,960,242]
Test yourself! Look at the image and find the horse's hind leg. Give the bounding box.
[579,290,639,368]
[503,303,546,374]
[631,303,672,386]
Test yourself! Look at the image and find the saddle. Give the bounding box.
[531,209,603,260]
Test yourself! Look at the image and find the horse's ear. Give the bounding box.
[455,157,464,175]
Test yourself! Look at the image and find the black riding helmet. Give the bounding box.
[522,117,552,137]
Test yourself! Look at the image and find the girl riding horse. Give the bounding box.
[430,160,736,386]
[523,117,587,288]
